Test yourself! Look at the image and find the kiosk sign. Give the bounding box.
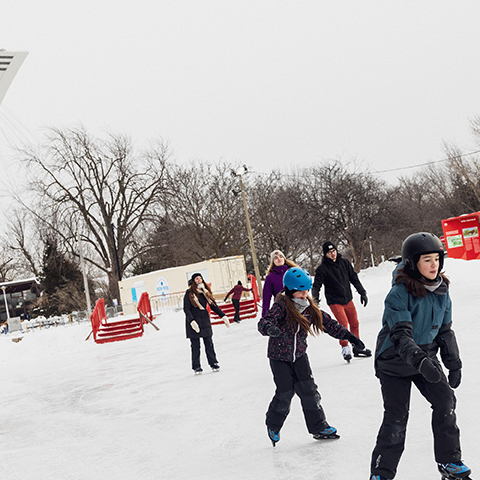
[441,212,480,260]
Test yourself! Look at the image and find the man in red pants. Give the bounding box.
[312,241,371,362]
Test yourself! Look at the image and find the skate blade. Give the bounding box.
[313,434,340,440]
[441,475,474,480]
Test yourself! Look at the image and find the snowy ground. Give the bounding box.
[0,258,478,480]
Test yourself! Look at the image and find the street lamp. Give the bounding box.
[1,285,10,321]
[231,165,262,299]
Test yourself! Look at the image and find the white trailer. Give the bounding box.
[118,255,249,315]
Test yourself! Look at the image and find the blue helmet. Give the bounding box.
[283,267,313,291]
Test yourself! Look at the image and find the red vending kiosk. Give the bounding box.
[441,212,480,260]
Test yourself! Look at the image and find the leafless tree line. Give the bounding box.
[2,119,480,311]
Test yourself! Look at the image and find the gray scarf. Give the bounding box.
[292,297,310,313]
[425,278,448,296]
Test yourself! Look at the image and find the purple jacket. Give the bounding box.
[262,264,289,317]
[258,294,352,362]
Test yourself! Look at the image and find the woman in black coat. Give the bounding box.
[183,273,228,374]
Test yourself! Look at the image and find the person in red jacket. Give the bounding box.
[224,281,253,323]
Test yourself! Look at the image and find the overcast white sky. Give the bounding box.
[2,0,480,188]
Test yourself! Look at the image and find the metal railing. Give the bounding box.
[150,291,185,315]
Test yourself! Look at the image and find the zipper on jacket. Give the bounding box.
[292,323,300,361]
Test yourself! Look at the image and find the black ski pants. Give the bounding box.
[266,354,329,434]
[232,299,241,322]
[371,372,461,479]
[190,336,218,370]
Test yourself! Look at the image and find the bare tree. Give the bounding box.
[442,144,480,213]
[18,127,171,301]
[3,207,42,278]
[165,160,246,261]
[0,245,15,282]
[311,161,388,271]
[249,170,326,274]
[130,214,201,274]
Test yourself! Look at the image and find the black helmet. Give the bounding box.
[401,232,444,273]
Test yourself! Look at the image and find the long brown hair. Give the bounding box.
[189,278,216,305]
[395,268,450,298]
[282,294,324,336]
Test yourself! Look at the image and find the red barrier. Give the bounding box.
[90,297,144,344]
[248,273,260,304]
[137,292,153,324]
[90,298,107,342]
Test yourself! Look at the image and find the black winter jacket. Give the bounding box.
[258,294,354,362]
[183,290,225,339]
[312,254,366,305]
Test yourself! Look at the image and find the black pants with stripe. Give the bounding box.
[266,354,329,434]
[371,372,461,479]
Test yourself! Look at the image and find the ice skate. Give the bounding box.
[353,345,372,357]
[211,363,220,372]
[313,426,340,440]
[342,345,352,363]
[194,367,203,375]
[267,426,280,447]
[438,461,472,479]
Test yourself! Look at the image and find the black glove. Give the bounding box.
[360,292,368,307]
[418,357,442,383]
[348,334,365,350]
[448,369,461,389]
[266,326,282,338]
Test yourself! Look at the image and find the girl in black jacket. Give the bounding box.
[258,267,366,446]
[183,273,228,375]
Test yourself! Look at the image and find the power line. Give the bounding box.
[372,149,480,174]
[248,148,480,179]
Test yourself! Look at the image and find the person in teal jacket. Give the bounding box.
[369,233,471,480]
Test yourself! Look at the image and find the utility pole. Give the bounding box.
[232,166,262,299]
[77,230,92,317]
[1,285,10,320]
[110,223,122,282]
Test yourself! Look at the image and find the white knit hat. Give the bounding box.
[270,250,285,263]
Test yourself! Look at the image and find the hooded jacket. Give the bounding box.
[262,264,289,317]
[312,253,366,305]
[374,263,462,377]
[258,294,353,362]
